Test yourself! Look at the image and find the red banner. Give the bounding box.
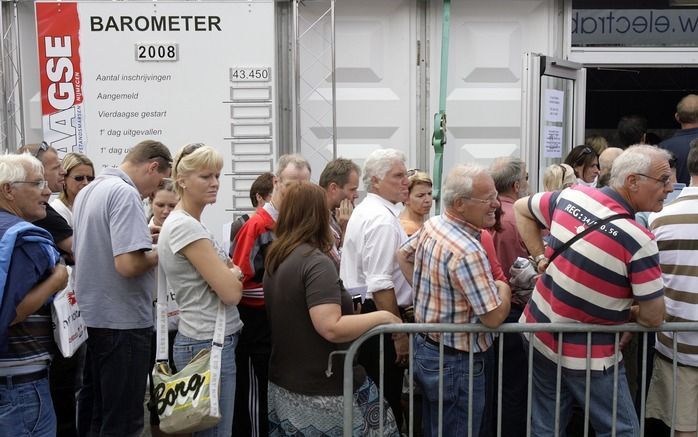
[36,2,85,155]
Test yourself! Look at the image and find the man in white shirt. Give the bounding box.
[340,148,410,422]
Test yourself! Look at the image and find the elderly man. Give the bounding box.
[318,158,360,268]
[17,143,71,255]
[340,148,411,421]
[646,141,698,437]
[232,154,311,437]
[514,145,669,436]
[489,156,529,276]
[488,156,530,436]
[16,142,79,436]
[659,94,698,185]
[398,164,511,437]
[0,154,68,436]
[73,140,171,437]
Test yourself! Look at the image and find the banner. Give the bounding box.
[37,2,85,156]
[35,1,276,241]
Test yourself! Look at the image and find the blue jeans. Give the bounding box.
[413,334,486,437]
[0,375,56,436]
[173,332,238,437]
[530,351,639,437]
[86,327,151,437]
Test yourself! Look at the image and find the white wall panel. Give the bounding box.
[429,0,563,181]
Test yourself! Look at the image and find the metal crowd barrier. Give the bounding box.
[335,322,698,437]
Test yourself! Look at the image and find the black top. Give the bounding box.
[33,203,73,257]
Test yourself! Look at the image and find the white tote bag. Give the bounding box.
[52,287,88,357]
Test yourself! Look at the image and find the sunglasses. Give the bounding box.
[174,143,205,171]
[72,175,95,182]
[32,141,50,159]
[574,146,595,167]
[406,168,423,178]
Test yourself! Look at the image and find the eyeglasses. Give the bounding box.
[558,164,568,180]
[464,193,499,205]
[636,173,671,186]
[12,180,48,190]
[72,175,95,182]
[174,143,204,171]
[406,168,423,178]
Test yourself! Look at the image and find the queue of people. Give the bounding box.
[0,102,697,437]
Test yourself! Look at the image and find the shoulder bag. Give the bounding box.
[548,213,633,264]
[151,262,226,434]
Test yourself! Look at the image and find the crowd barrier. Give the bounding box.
[331,322,698,437]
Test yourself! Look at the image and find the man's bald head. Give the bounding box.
[598,147,623,187]
[676,94,698,126]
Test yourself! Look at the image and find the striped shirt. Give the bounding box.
[521,186,664,371]
[399,211,501,353]
[328,212,342,271]
[649,186,698,367]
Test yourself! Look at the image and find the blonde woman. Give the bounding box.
[543,163,576,192]
[50,152,94,226]
[157,143,243,436]
[399,170,433,236]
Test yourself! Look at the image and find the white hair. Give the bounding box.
[0,153,44,185]
[362,148,406,192]
[609,145,671,189]
[442,164,488,207]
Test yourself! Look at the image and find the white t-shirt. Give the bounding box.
[158,210,243,339]
[50,198,73,228]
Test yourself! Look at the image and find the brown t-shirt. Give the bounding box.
[264,243,366,396]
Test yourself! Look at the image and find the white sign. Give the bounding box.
[543,126,563,158]
[36,1,276,242]
[545,89,564,123]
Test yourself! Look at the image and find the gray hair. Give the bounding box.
[276,154,311,179]
[489,156,525,194]
[0,153,44,185]
[609,145,672,189]
[442,164,488,208]
[362,148,406,191]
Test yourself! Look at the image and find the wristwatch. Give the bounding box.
[533,253,548,264]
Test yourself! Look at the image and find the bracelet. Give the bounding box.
[533,254,548,264]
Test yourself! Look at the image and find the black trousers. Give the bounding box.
[232,305,270,437]
[482,306,528,437]
[358,299,404,423]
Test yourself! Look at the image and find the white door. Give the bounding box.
[296,0,417,183]
[429,0,565,189]
[521,53,586,191]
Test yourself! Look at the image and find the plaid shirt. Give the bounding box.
[400,211,501,352]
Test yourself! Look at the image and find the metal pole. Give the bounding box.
[330,0,336,158]
[292,0,301,153]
